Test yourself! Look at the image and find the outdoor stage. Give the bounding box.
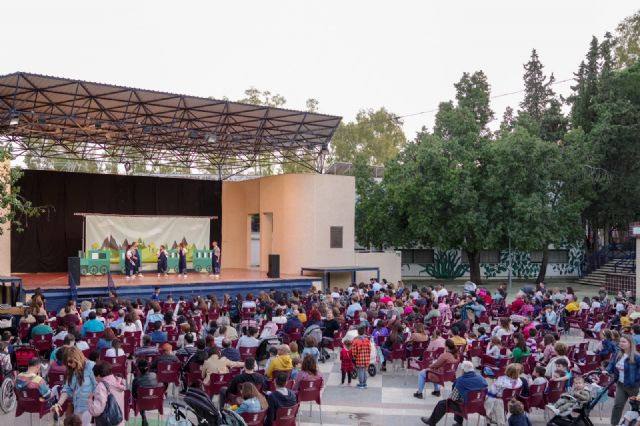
[16,269,318,311]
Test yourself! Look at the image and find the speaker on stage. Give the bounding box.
[68,257,81,287]
[267,254,280,278]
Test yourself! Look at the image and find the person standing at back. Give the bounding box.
[351,326,371,389]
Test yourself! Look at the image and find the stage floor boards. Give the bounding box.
[13,268,312,290]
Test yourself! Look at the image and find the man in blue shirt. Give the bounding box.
[283,312,302,334]
[346,297,363,319]
[221,338,241,361]
[81,311,105,337]
[421,361,487,426]
[149,321,168,344]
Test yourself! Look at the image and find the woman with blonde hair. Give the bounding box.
[609,334,640,425]
[52,347,97,426]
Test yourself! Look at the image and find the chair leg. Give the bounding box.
[309,401,312,417]
[319,403,322,425]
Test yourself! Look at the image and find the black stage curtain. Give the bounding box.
[11,170,222,272]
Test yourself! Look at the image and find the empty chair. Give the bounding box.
[296,377,323,423]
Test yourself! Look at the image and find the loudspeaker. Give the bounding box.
[267,254,280,278]
[68,257,81,287]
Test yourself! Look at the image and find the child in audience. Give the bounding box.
[290,357,302,380]
[546,375,590,417]
[289,342,300,361]
[340,340,354,386]
[508,399,531,426]
[301,335,320,362]
[477,327,490,342]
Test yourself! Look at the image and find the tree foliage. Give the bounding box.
[0,145,46,235]
[330,108,406,166]
[614,10,640,68]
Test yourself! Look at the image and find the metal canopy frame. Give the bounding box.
[0,72,342,177]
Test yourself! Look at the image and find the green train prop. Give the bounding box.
[192,249,213,273]
[78,250,111,275]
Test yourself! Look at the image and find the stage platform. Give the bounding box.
[14,269,318,312]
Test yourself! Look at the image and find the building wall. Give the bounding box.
[222,174,357,275]
[355,251,402,284]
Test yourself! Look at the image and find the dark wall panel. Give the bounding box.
[11,170,222,272]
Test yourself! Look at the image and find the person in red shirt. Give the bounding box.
[340,340,355,386]
[509,294,525,313]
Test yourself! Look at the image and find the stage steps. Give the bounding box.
[36,277,315,312]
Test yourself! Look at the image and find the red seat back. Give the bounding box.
[546,380,566,404]
[297,377,323,405]
[15,388,49,418]
[273,403,300,426]
[500,387,520,413]
[239,346,258,361]
[241,409,268,426]
[156,361,181,385]
[203,372,232,397]
[135,385,165,414]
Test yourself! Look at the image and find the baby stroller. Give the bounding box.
[547,370,616,426]
[302,324,331,363]
[168,388,246,426]
[256,335,282,363]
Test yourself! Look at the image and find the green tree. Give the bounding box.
[381,71,494,284]
[0,145,46,235]
[330,108,406,166]
[614,10,640,68]
[238,87,287,107]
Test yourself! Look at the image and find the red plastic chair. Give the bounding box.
[282,328,302,344]
[545,380,566,404]
[185,363,203,388]
[15,387,52,421]
[518,383,546,413]
[239,346,258,361]
[31,333,53,354]
[18,323,30,341]
[203,372,232,398]
[133,385,165,424]
[500,387,520,413]
[241,409,268,426]
[47,369,66,387]
[426,362,459,397]
[156,361,182,396]
[445,388,487,424]
[85,331,104,340]
[123,389,131,422]
[102,355,128,379]
[273,402,300,426]
[296,377,323,422]
[123,331,142,347]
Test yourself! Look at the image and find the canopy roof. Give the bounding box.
[0,72,341,176]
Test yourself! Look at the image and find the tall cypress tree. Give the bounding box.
[520,49,556,121]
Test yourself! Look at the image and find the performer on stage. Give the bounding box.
[210,241,221,279]
[178,242,188,278]
[132,241,143,277]
[157,245,168,277]
[124,244,137,279]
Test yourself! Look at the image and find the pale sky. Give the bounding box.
[2,1,637,139]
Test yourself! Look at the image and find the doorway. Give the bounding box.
[249,214,260,267]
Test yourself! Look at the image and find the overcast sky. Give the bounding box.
[2,1,637,139]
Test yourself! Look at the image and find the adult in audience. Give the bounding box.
[266,371,298,426]
[420,361,487,426]
[132,359,158,426]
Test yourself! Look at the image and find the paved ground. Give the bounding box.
[4,281,618,425]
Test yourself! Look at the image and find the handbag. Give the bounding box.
[94,382,123,426]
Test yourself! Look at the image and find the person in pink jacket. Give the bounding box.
[88,361,127,426]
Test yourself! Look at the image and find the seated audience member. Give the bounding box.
[131,359,158,426]
[149,321,168,344]
[221,338,241,361]
[218,357,266,407]
[16,357,57,407]
[266,372,298,426]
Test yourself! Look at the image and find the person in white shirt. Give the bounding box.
[579,297,590,311]
[371,279,382,293]
[590,297,601,312]
[242,294,257,309]
[272,309,287,325]
[435,284,449,299]
[105,339,126,357]
[236,327,260,348]
[119,313,138,334]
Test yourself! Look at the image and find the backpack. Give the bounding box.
[94,381,123,426]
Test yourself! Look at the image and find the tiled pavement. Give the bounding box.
[1,340,621,426]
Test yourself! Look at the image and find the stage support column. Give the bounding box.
[635,234,639,299]
[0,159,10,276]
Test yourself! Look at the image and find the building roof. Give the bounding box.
[0,72,342,176]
